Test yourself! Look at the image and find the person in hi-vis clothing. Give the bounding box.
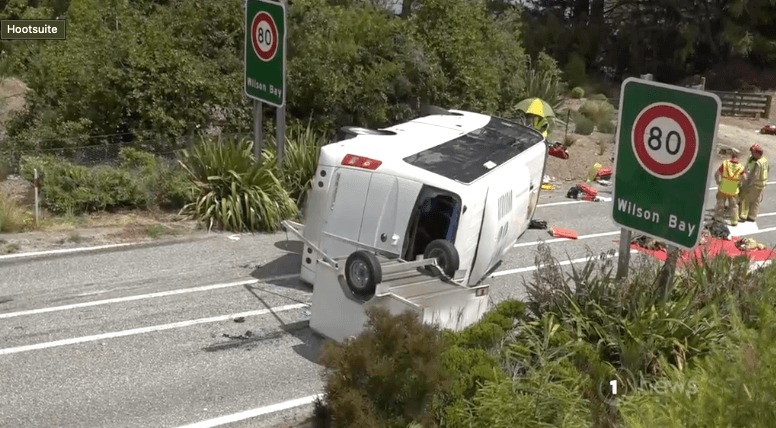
[714,153,746,226]
[739,144,769,222]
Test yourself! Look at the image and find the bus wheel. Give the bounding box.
[345,251,382,297]
[424,240,460,277]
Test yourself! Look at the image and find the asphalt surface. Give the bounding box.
[3,181,776,428]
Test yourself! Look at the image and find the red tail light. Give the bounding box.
[342,154,382,170]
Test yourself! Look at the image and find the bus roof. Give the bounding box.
[319,110,546,185]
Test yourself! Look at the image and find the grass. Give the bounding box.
[0,191,26,233]
[67,233,83,244]
[146,224,178,239]
[4,243,19,253]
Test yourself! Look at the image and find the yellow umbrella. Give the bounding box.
[515,98,555,118]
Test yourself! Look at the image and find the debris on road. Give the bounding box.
[759,124,776,135]
[587,162,603,181]
[549,142,570,159]
[567,183,599,201]
[631,233,776,267]
[529,219,548,230]
[541,183,555,191]
[543,174,554,184]
[549,226,578,239]
[705,221,731,240]
[233,317,246,323]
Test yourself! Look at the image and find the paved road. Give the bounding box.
[3,182,776,428]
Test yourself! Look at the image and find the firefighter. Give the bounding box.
[714,153,746,226]
[739,144,769,222]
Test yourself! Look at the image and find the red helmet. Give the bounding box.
[751,144,763,156]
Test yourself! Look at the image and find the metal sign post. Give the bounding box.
[245,0,287,161]
[34,168,39,226]
[611,77,722,286]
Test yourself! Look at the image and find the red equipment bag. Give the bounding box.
[576,183,598,197]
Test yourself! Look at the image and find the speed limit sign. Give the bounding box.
[245,0,286,107]
[612,78,721,250]
[251,11,279,62]
[632,103,698,179]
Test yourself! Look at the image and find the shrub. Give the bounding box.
[316,307,449,428]
[597,121,617,134]
[264,119,327,206]
[617,302,776,427]
[574,115,595,135]
[20,155,146,214]
[579,100,616,127]
[178,137,297,232]
[564,52,588,89]
[571,86,585,99]
[521,245,727,403]
[593,93,608,101]
[119,147,196,209]
[0,190,27,232]
[521,52,568,116]
[0,159,12,181]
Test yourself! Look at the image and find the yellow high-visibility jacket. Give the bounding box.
[744,157,769,188]
[719,160,744,196]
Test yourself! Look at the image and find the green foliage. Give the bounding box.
[119,147,196,209]
[435,300,525,428]
[0,191,27,232]
[579,100,616,127]
[316,307,449,428]
[592,93,608,101]
[263,120,327,206]
[597,121,616,134]
[518,245,731,423]
[521,52,568,115]
[458,356,592,427]
[573,114,595,135]
[571,86,585,99]
[6,0,246,151]
[564,53,588,89]
[617,299,776,427]
[20,155,145,214]
[177,137,297,232]
[18,148,195,216]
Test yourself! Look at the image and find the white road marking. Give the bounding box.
[0,276,299,319]
[490,250,638,278]
[175,394,322,428]
[0,303,307,356]
[514,231,620,248]
[0,242,138,261]
[537,181,776,208]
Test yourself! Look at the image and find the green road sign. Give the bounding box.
[245,0,286,107]
[611,78,722,250]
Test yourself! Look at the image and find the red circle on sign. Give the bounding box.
[251,12,278,62]
[631,103,698,178]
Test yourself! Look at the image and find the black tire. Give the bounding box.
[345,251,382,297]
[423,239,460,277]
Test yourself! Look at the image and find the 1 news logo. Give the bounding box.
[1,20,66,40]
[596,367,698,406]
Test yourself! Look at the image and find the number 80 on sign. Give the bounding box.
[251,11,279,62]
[632,103,699,179]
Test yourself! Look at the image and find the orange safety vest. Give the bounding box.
[719,160,744,197]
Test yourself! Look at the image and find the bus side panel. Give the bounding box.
[318,168,373,260]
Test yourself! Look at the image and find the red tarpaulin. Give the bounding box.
[631,236,776,267]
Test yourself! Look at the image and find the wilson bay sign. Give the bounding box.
[611,78,722,250]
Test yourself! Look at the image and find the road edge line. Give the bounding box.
[175,394,323,428]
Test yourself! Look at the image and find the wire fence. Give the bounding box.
[1,131,255,173]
